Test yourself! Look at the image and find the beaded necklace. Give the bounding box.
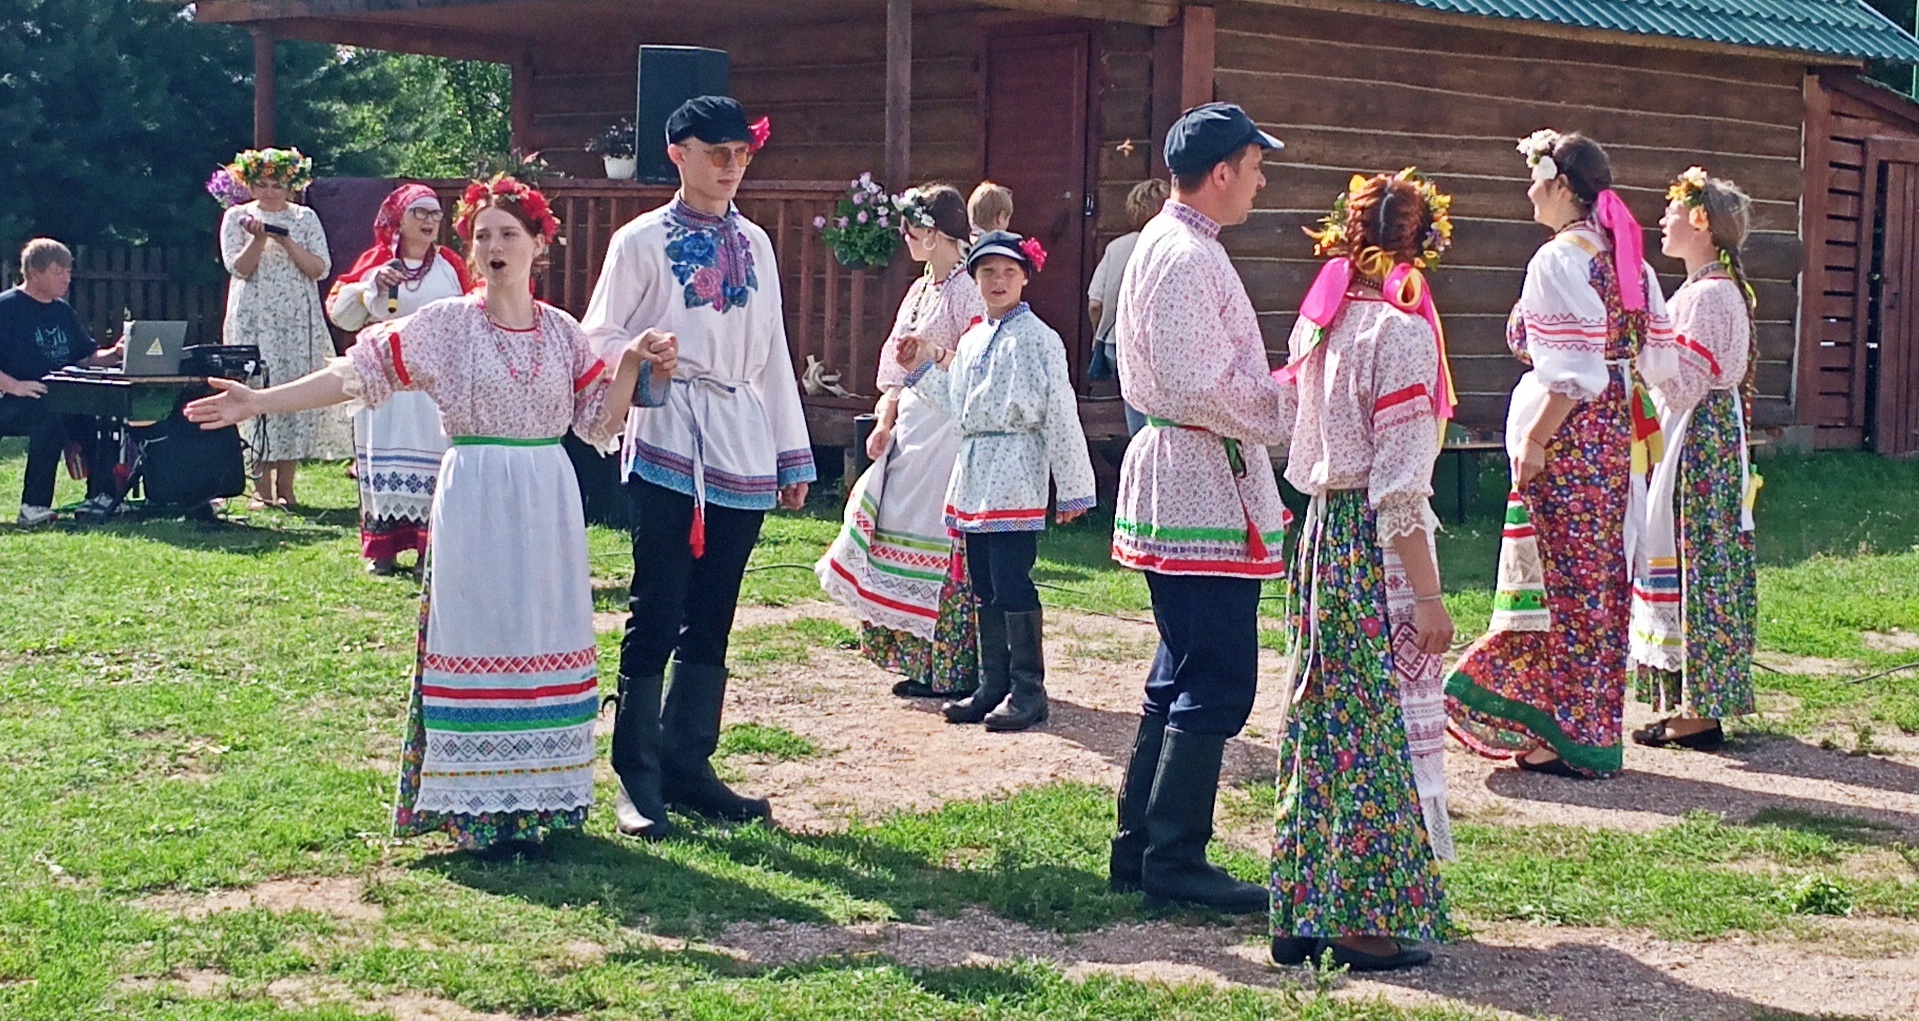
[478,298,546,384]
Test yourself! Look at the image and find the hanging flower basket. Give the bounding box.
[814,172,901,270]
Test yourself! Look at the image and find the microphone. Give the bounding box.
[385,258,403,315]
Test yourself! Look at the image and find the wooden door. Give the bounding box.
[1864,138,1919,456]
[982,30,1095,390]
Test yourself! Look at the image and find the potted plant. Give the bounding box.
[585,119,637,180]
[814,172,901,270]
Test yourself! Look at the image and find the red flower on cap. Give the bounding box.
[748,117,771,153]
[1018,237,1048,273]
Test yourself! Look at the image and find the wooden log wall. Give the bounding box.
[1211,4,1808,432]
[521,12,980,187]
[1800,73,1919,449]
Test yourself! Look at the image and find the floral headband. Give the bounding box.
[454,174,561,243]
[1516,129,1563,184]
[892,188,938,231]
[229,147,312,189]
[1668,166,1712,231]
[1303,168,1455,272]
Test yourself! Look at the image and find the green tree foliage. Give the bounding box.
[0,1,510,265]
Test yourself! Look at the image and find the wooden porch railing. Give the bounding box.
[425,179,894,424]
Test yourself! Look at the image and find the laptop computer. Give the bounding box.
[123,321,189,377]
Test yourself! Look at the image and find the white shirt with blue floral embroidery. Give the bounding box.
[581,197,816,511]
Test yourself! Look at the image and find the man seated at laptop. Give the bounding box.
[0,238,124,523]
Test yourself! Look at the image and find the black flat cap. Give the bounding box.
[666,95,751,146]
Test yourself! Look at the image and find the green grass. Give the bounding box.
[5,440,1919,1020]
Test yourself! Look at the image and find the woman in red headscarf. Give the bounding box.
[327,184,471,575]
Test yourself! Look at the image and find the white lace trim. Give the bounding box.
[1375,496,1439,546]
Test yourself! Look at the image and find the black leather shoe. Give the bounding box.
[892,679,940,699]
[1270,936,1323,966]
[1514,751,1588,778]
[1109,713,1170,894]
[1329,939,1433,972]
[1632,718,1724,750]
[610,672,673,840]
[660,660,773,823]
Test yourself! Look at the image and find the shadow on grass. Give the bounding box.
[1483,736,1919,837]
[1036,697,1277,788]
[3,510,347,554]
[412,799,1157,939]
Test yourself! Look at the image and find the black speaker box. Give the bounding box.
[635,46,731,184]
[135,414,245,507]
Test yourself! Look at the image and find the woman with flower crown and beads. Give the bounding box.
[895,230,1095,734]
[1627,168,1761,751]
[186,176,678,857]
[1444,131,1678,779]
[817,184,988,700]
[1267,170,1456,973]
[326,184,472,576]
[219,147,332,509]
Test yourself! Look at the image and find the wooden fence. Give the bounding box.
[2,245,227,347]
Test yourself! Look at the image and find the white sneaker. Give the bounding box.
[16,505,53,525]
[77,493,122,518]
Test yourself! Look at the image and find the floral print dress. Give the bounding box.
[1445,225,1676,777]
[221,201,332,462]
[1271,298,1451,943]
[1630,275,1757,719]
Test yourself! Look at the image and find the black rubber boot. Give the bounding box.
[609,672,672,840]
[984,609,1048,732]
[660,659,771,822]
[942,605,1010,724]
[1140,726,1269,914]
[1109,713,1169,892]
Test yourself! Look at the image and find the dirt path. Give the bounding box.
[669,601,1919,1020]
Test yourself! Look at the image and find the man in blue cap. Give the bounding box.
[583,96,815,841]
[1107,102,1295,913]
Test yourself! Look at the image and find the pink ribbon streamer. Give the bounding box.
[1592,189,1646,312]
[1275,257,1456,422]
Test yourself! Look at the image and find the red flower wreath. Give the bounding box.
[454,173,562,243]
[1018,237,1048,274]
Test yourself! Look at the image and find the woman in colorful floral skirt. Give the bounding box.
[1628,168,1760,750]
[1444,131,1676,779]
[187,176,675,855]
[818,185,987,698]
[1270,171,1455,973]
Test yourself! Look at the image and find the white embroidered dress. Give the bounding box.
[581,199,815,537]
[338,296,619,843]
[1112,201,1295,576]
[818,267,986,636]
[906,303,1096,531]
[327,257,462,553]
[1284,299,1452,859]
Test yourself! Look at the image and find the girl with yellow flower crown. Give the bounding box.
[1627,169,1761,750]
[1267,170,1455,973]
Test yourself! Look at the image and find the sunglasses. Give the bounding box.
[682,143,754,169]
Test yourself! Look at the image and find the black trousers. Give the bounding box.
[965,530,1040,613]
[0,398,113,508]
[618,478,765,678]
[1142,571,1263,736]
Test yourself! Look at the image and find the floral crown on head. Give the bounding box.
[891,187,938,231]
[1303,168,1454,272]
[454,174,561,243]
[229,147,312,189]
[1667,165,1713,230]
[1516,128,1564,184]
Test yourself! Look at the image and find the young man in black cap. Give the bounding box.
[1107,102,1294,912]
[582,96,815,840]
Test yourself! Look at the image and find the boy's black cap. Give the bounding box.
[666,96,750,145]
